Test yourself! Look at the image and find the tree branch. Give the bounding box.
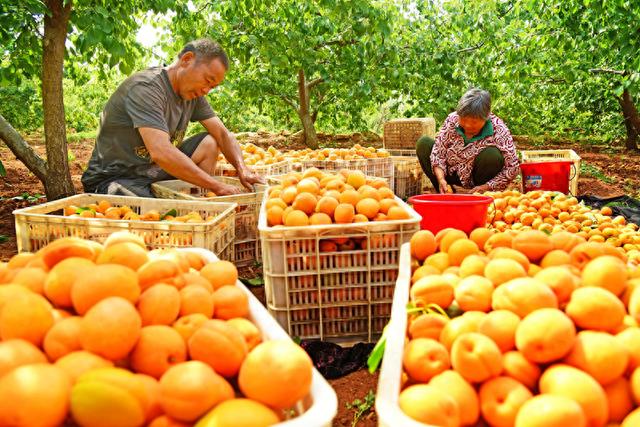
[531,74,567,84]
[267,92,298,111]
[313,38,357,50]
[306,77,324,91]
[457,42,485,53]
[0,114,47,182]
[589,68,630,76]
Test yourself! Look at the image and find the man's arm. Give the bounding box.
[200,116,265,189]
[138,127,241,195]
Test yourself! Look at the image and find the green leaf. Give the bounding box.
[161,209,177,220]
[0,235,8,244]
[367,329,387,373]
[240,277,265,287]
[0,160,5,177]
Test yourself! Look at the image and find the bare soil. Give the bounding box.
[2,132,640,426]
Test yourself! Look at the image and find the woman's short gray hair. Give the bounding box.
[457,88,491,120]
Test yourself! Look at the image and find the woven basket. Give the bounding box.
[383,118,436,150]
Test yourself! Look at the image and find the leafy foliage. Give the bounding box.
[1,0,638,148]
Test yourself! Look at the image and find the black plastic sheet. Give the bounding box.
[300,340,375,379]
[578,195,640,226]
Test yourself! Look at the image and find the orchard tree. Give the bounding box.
[171,0,399,148]
[0,0,182,200]
[522,0,640,149]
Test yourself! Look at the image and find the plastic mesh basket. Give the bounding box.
[151,177,266,263]
[258,195,421,343]
[213,160,291,178]
[392,156,425,199]
[187,247,338,427]
[13,194,236,261]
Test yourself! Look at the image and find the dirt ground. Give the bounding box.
[2,131,640,426]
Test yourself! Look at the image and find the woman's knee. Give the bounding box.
[475,146,504,169]
[416,135,435,154]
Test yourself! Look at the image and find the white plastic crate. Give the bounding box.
[387,149,417,157]
[183,248,338,427]
[258,195,421,343]
[294,158,395,189]
[213,160,291,179]
[392,156,425,199]
[375,243,428,427]
[13,194,236,261]
[520,149,581,195]
[151,177,266,264]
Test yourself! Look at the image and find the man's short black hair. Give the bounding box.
[178,39,229,69]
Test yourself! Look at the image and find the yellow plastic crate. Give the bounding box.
[520,149,581,195]
[258,194,421,344]
[13,194,236,261]
[383,118,436,150]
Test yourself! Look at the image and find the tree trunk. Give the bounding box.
[41,0,75,200]
[0,114,48,182]
[618,89,640,151]
[297,69,319,149]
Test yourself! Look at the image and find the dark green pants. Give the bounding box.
[415,135,504,191]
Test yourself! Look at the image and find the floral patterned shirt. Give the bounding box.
[430,112,519,191]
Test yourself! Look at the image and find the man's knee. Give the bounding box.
[191,134,219,162]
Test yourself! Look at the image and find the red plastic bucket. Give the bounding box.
[407,194,493,234]
[520,161,573,194]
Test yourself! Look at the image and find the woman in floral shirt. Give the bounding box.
[416,88,519,194]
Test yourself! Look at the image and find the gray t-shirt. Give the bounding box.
[82,67,215,191]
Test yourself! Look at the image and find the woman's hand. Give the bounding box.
[433,166,450,194]
[471,184,490,194]
[438,178,450,194]
[453,184,489,194]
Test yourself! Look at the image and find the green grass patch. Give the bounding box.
[67,131,97,143]
[580,162,616,184]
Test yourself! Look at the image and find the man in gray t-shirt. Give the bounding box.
[82,39,263,197]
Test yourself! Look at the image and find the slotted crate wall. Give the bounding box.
[293,158,395,189]
[259,196,421,343]
[213,160,291,179]
[151,177,266,267]
[13,194,236,261]
[392,156,426,199]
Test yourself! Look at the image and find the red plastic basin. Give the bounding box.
[408,194,493,234]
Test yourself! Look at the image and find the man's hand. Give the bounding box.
[211,181,243,196]
[238,167,265,191]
